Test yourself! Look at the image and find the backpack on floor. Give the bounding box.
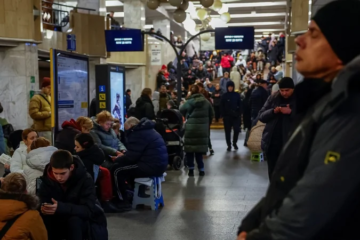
[247,121,265,152]
[88,201,108,240]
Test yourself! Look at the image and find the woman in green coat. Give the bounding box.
[180,85,214,177]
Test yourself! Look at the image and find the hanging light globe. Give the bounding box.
[218,3,228,14]
[147,0,160,10]
[196,8,208,20]
[201,32,211,41]
[201,0,214,8]
[169,0,183,7]
[213,50,217,56]
[180,0,189,10]
[220,12,231,23]
[212,0,223,11]
[173,8,187,23]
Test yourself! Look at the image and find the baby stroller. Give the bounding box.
[157,109,184,170]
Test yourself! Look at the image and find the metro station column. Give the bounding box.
[0,44,39,130]
[123,0,147,99]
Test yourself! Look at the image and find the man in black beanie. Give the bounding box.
[237,1,360,240]
[257,77,295,180]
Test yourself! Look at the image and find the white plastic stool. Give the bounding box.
[132,177,164,210]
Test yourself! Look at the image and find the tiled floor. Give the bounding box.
[106,130,269,240]
[0,130,269,240]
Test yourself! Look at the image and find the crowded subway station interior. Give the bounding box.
[0,0,360,239]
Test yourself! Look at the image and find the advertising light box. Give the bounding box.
[215,27,255,50]
[105,29,144,52]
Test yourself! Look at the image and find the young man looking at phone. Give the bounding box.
[38,150,99,240]
[257,77,295,179]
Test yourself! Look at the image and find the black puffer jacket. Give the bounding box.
[135,95,155,120]
[220,81,242,118]
[38,156,99,219]
[238,57,360,240]
[258,92,294,153]
[115,119,168,175]
[76,145,105,179]
[55,120,81,154]
[250,86,269,120]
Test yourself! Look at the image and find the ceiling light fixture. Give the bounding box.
[105,1,123,7]
[227,21,283,26]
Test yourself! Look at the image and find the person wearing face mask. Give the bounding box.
[237,1,360,240]
[10,129,38,174]
[90,111,126,162]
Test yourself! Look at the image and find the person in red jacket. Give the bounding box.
[220,52,234,75]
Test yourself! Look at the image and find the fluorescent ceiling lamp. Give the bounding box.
[106,1,123,7]
[145,24,153,29]
[227,22,282,26]
[194,1,286,8]
[215,13,286,18]
[255,29,285,32]
[113,12,124,17]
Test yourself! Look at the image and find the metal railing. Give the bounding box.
[41,0,96,29]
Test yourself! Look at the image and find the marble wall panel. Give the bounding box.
[125,67,145,105]
[0,44,39,130]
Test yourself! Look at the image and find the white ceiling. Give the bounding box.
[105,0,287,40]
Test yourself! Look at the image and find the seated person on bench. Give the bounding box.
[38,150,106,240]
[112,117,168,202]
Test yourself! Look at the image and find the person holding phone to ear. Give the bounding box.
[257,77,295,179]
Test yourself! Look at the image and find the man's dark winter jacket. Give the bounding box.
[211,89,222,106]
[250,86,269,120]
[242,88,254,130]
[220,81,242,117]
[38,156,98,220]
[156,71,167,89]
[238,56,360,240]
[115,119,168,175]
[258,92,294,153]
[76,145,105,179]
[134,95,155,120]
[125,94,132,112]
[55,119,81,154]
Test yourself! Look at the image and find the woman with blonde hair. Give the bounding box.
[91,110,126,160]
[0,173,47,239]
[23,137,57,194]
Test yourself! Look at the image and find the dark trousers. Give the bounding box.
[214,105,221,121]
[112,162,143,200]
[186,152,204,171]
[43,215,87,240]
[223,116,241,147]
[208,128,212,150]
[265,146,282,180]
[223,67,231,74]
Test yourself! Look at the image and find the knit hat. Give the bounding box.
[278,77,294,89]
[312,0,360,64]
[161,65,167,70]
[42,77,51,88]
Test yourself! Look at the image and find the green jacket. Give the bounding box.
[180,94,214,153]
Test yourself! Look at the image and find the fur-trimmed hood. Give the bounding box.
[0,190,39,221]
